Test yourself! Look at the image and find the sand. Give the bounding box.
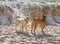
[0,24,60,44]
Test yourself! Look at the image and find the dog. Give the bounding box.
[29,6,51,34]
[15,16,29,33]
[29,10,46,34]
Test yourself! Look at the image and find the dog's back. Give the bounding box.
[34,16,46,27]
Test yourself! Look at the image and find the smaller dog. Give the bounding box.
[15,16,29,33]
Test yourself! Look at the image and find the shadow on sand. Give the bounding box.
[16,31,32,37]
[16,31,54,39]
[33,33,54,39]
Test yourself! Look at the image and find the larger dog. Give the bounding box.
[29,6,51,34]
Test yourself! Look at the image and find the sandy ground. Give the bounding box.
[0,24,60,44]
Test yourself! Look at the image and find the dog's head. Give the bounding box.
[53,5,60,15]
[43,5,52,16]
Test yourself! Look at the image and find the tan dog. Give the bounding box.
[15,16,29,33]
[29,10,46,34]
[13,11,29,33]
[29,6,51,34]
